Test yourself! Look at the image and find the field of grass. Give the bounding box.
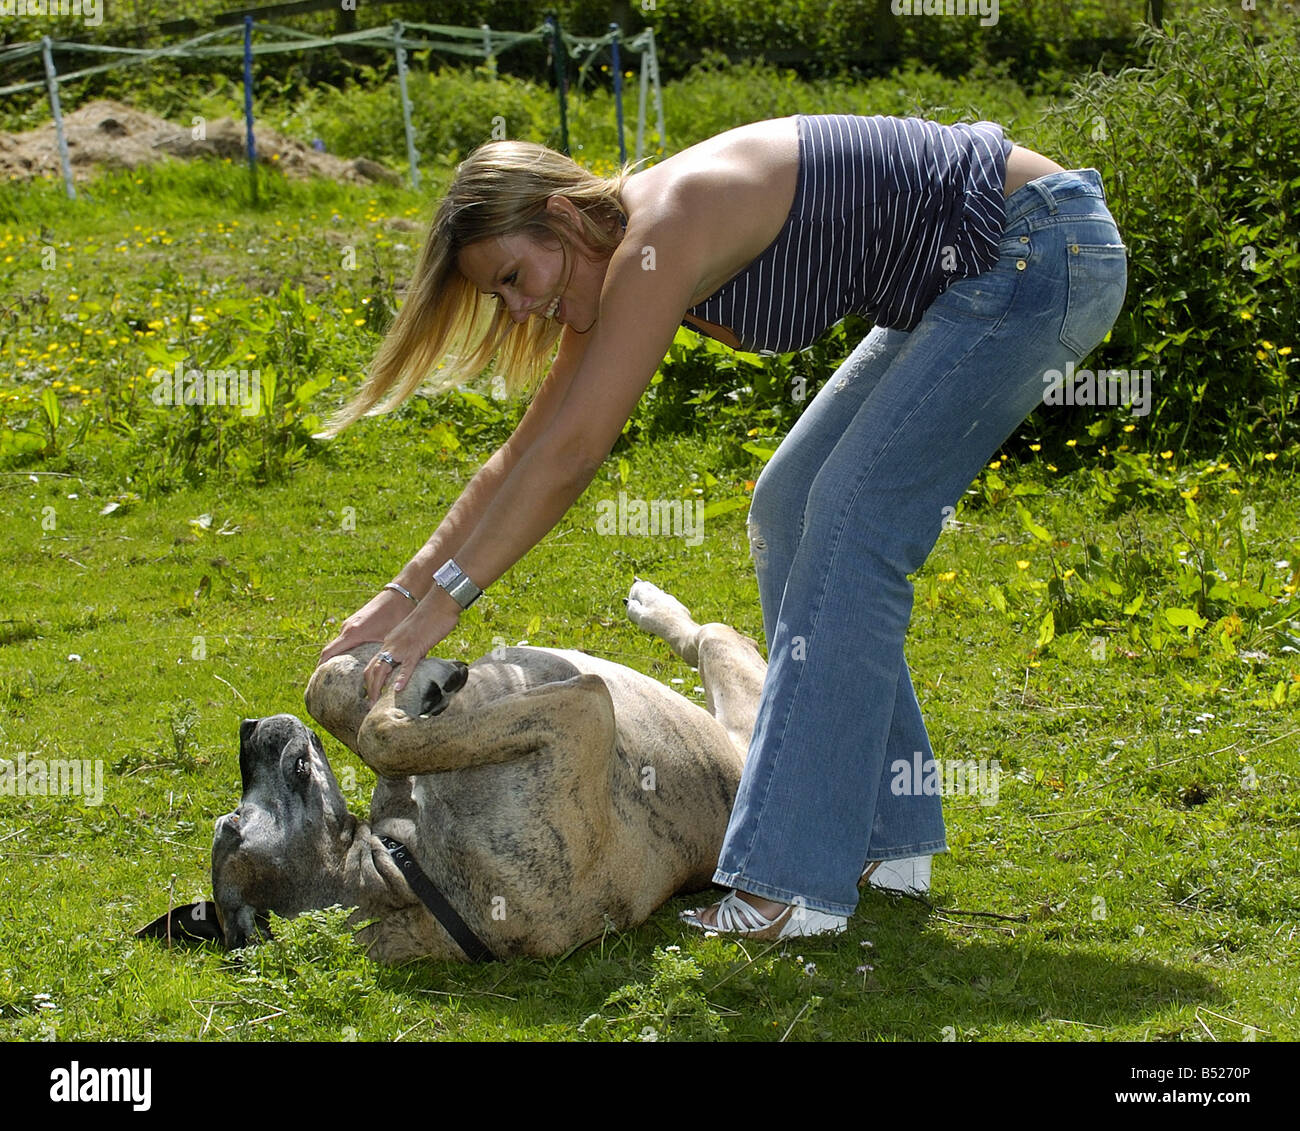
[2,413,1298,1041]
[1,68,1297,1045]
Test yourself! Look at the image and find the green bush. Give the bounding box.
[1027,7,1299,462]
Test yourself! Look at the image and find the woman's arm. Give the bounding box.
[366,209,707,698]
[318,321,590,665]
[390,322,593,597]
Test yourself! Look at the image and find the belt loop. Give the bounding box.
[1027,176,1058,214]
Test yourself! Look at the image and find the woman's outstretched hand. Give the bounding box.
[318,588,415,668]
[360,588,462,704]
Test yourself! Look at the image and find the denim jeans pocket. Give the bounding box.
[1059,239,1129,357]
[930,246,1027,323]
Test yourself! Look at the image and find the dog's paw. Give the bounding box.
[625,579,696,639]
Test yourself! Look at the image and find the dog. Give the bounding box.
[140,580,776,962]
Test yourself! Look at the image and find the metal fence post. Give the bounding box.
[242,16,258,202]
[393,20,421,190]
[40,37,75,200]
[545,15,569,156]
[610,23,626,166]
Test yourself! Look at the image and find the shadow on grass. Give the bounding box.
[327,885,1225,1041]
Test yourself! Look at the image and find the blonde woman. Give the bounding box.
[317,114,1127,940]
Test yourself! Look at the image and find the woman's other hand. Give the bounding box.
[318,587,419,668]
[362,587,463,703]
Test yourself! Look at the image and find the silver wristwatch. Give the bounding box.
[433,558,483,609]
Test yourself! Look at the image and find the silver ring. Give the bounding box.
[378,651,399,667]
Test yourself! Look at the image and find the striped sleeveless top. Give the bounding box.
[671,114,1013,353]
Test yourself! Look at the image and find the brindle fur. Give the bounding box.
[212,581,767,962]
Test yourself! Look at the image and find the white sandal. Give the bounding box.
[861,855,932,894]
[680,890,847,939]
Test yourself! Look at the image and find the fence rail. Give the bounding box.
[3,14,666,200]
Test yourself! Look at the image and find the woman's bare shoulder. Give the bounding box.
[618,117,801,304]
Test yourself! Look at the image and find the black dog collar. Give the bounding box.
[379,836,496,963]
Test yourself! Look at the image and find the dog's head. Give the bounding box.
[137,714,353,949]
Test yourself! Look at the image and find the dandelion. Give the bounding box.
[937,570,957,582]
[1264,453,1278,461]
[1066,438,1077,447]
[1016,560,1030,570]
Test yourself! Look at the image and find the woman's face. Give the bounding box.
[456,196,616,334]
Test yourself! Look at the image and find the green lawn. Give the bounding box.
[2,414,1297,1040]
[1,149,1297,1045]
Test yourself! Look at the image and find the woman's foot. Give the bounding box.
[860,855,932,895]
[680,889,848,939]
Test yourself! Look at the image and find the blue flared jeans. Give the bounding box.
[716,168,1128,916]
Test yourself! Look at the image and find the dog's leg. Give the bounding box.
[694,624,766,762]
[305,644,384,753]
[624,578,705,666]
[357,670,616,778]
[625,579,767,760]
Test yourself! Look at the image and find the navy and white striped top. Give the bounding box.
[677,114,1013,352]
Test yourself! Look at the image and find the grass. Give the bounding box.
[1,77,1298,1044]
[1,417,1297,1041]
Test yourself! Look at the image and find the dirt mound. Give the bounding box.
[0,98,402,186]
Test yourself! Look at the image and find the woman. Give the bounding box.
[317,113,1127,940]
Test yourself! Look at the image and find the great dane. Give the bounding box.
[141,580,780,962]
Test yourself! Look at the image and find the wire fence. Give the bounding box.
[1,14,665,200]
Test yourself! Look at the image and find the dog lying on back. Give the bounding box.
[141,581,769,962]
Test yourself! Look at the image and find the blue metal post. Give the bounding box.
[40,37,75,200]
[242,15,258,201]
[393,21,421,191]
[610,23,626,166]
[545,15,569,156]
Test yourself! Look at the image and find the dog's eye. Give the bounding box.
[294,755,310,779]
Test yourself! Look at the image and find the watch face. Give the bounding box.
[434,561,459,585]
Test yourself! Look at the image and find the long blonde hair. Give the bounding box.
[317,140,642,438]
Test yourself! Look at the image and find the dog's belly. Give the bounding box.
[368,647,742,953]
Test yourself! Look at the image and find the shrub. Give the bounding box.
[1026,7,1299,462]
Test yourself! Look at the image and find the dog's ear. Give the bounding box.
[135,902,225,946]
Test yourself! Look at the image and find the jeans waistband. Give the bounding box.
[1003,168,1107,227]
